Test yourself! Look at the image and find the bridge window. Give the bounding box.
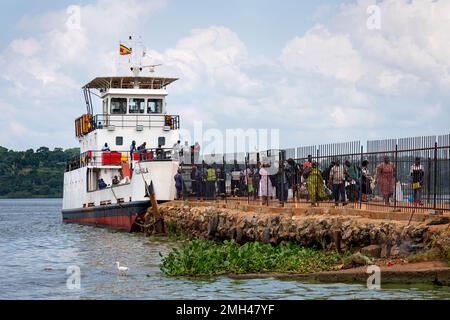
[129,98,145,114]
[111,98,127,114]
[147,99,162,113]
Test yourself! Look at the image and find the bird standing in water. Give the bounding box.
[115,261,129,275]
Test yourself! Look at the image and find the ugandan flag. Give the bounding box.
[120,44,132,55]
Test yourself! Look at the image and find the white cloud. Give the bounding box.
[150,26,263,96]
[273,0,450,146]
[329,106,377,128]
[9,38,41,57]
[335,0,450,93]
[1,0,449,151]
[143,25,265,130]
[281,25,365,83]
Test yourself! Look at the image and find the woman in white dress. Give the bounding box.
[259,164,273,205]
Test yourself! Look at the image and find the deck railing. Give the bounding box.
[92,114,180,130]
[65,147,175,172]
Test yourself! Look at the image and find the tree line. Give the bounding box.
[0,146,79,198]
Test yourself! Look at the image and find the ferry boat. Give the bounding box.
[62,39,180,231]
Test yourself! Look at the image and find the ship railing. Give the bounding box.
[92,114,180,130]
[65,148,178,172]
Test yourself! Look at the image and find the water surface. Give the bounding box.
[0,199,448,300]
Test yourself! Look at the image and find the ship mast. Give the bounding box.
[123,36,162,88]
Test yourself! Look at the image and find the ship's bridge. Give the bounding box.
[76,76,179,133]
[75,76,180,154]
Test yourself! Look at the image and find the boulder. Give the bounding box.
[380,244,391,258]
[426,217,449,226]
[262,227,271,244]
[344,252,373,268]
[360,244,382,258]
[208,214,219,236]
[390,245,400,257]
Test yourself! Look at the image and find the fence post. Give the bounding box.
[182,166,187,201]
[202,160,205,201]
[393,144,398,211]
[448,147,450,212]
[223,155,227,204]
[359,145,363,209]
[316,148,320,207]
[280,150,285,207]
[246,153,250,205]
[433,142,438,210]
[267,150,270,207]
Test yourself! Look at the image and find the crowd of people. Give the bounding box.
[100,141,426,208]
[174,154,426,208]
[172,140,201,163]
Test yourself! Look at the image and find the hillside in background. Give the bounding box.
[0,146,79,198]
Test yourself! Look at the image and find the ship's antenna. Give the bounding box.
[124,35,163,79]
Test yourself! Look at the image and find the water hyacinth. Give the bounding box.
[160,240,345,276]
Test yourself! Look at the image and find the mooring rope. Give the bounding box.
[137,161,151,197]
[110,184,124,208]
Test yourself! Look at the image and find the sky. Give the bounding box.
[0,0,449,151]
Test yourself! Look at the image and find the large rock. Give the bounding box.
[390,245,401,257]
[426,217,449,226]
[380,244,390,258]
[360,244,382,258]
[344,252,373,268]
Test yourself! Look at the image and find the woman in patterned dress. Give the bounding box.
[376,156,396,205]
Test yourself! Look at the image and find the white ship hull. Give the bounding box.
[62,160,179,231]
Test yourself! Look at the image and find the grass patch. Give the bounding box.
[160,239,345,276]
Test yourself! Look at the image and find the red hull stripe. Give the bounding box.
[64,214,138,232]
[62,200,149,232]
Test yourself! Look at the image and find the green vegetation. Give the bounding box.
[165,221,189,241]
[0,146,79,198]
[160,239,345,276]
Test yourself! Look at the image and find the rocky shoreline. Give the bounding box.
[159,201,450,285]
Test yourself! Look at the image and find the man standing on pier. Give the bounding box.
[206,165,217,200]
[329,160,347,207]
[410,157,424,206]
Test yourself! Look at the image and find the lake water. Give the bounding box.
[0,198,448,300]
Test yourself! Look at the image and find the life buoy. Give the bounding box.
[165,115,172,127]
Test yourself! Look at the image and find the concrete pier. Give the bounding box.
[160,200,450,258]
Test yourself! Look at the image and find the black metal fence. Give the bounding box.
[178,134,450,212]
